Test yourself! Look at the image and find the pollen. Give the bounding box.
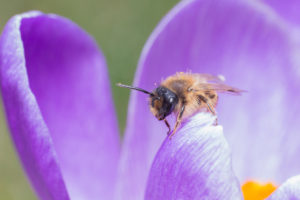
[242,181,277,200]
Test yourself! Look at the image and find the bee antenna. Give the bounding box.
[117,83,154,96]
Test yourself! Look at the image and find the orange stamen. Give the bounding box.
[242,181,277,200]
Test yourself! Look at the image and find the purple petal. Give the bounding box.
[268,175,300,200]
[263,0,300,25]
[117,0,300,197]
[145,113,243,200]
[0,12,120,199]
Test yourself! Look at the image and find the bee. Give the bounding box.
[117,72,243,138]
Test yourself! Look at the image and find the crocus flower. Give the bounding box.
[1,0,300,200]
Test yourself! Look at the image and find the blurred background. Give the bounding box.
[0,0,178,199]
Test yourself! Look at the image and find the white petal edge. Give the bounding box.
[268,175,300,200]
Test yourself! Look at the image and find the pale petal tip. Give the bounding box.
[145,110,242,200]
[9,11,43,22]
[181,112,219,133]
[268,175,300,200]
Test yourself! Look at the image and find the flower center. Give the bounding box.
[242,181,277,200]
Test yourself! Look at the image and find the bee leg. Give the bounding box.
[198,95,216,115]
[164,119,171,135]
[169,104,185,139]
[198,95,218,125]
[205,102,216,115]
[205,102,218,125]
[214,118,218,125]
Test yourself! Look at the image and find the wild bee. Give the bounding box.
[117,72,243,137]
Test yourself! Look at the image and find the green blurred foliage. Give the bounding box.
[0,0,178,199]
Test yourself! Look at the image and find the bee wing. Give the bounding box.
[192,73,225,83]
[197,83,245,95]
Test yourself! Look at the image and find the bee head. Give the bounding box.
[116,83,178,121]
[150,86,178,120]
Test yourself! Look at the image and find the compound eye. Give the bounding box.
[169,97,175,103]
[162,97,177,116]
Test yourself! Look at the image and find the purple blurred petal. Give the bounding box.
[0,12,120,199]
[268,175,300,200]
[117,0,300,197]
[0,11,69,200]
[145,113,243,200]
[263,0,300,25]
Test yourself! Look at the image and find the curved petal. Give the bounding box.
[0,12,120,199]
[0,11,69,200]
[117,0,300,197]
[145,113,243,200]
[267,175,300,200]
